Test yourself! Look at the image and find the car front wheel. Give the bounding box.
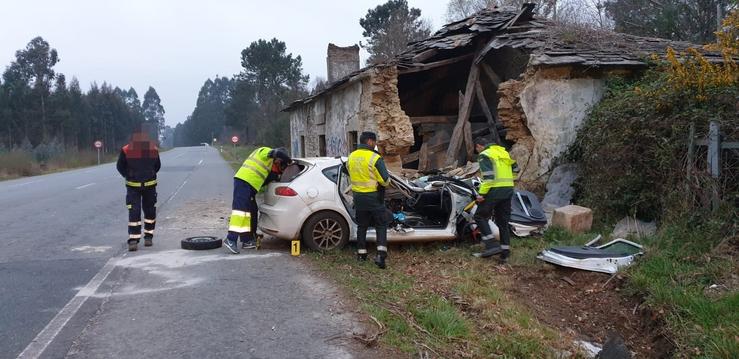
[301,211,349,251]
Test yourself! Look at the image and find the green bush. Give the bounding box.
[569,71,738,223]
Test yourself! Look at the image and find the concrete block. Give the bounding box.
[551,205,593,234]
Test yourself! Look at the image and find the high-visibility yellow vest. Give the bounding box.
[347,148,388,193]
[234,147,273,191]
[479,145,515,194]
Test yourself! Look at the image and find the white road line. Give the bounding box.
[75,183,96,190]
[9,180,43,188]
[164,179,188,205]
[16,256,120,359]
[172,152,186,159]
[198,159,203,165]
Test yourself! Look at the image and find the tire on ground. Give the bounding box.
[301,211,349,251]
[181,236,222,250]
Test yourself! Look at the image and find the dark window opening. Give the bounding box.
[347,131,358,152]
[319,135,326,156]
[300,136,306,157]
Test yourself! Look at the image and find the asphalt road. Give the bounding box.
[0,147,371,359]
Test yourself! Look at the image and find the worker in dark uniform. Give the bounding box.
[224,146,291,254]
[473,136,516,263]
[347,132,390,269]
[117,126,161,252]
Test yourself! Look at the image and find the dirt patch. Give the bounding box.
[509,265,672,358]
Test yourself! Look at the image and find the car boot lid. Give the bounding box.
[537,235,644,274]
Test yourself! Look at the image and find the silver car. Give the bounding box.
[257,157,480,251]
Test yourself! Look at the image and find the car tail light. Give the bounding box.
[275,186,298,197]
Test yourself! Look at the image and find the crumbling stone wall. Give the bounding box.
[370,66,414,172]
[327,44,360,83]
[289,66,413,168]
[289,80,365,157]
[497,67,605,191]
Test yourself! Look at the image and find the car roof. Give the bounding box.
[294,157,345,166]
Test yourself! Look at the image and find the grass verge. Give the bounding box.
[623,217,738,359]
[218,145,255,171]
[307,242,571,358]
[307,221,737,358]
[0,150,118,180]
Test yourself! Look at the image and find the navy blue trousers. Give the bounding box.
[227,178,258,243]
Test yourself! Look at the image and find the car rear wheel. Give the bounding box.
[301,212,349,251]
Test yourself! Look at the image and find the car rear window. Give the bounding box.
[279,163,307,183]
[322,165,340,183]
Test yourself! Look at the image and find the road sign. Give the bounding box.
[231,136,239,144]
[94,140,102,165]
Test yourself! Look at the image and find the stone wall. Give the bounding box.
[498,67,605,191]
[327,44,360,84]
[370,66,414,172]
[289,66,414,171]
[289,80,365,158]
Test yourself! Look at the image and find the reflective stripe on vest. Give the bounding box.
[479,145,515,194]
[126,179,157,187]
[234,147,274,191]
[347,148,387,193]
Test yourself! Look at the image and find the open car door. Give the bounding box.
[337,163,463,243]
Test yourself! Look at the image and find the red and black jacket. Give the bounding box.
[116,142,161,185]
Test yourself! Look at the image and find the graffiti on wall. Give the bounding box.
[326,136,346,156]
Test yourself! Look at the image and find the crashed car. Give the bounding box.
[258,157,547,251]
[258,157,476,251]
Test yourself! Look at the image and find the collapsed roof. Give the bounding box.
[285,4,723,111]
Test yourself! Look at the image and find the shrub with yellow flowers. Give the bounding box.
[568,10,738,223]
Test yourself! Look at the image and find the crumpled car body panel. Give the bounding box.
[537,239,644,274]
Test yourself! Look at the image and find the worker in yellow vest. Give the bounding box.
[224,146,291,254]
[473,137,516,262]
[347,132,390,269]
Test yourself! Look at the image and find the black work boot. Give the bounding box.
[144,237,153,247]
[479,241,502,258]
[374,254,386,269]
[127,240,138,252]
[498,250,510,264]
[357,253,368,261]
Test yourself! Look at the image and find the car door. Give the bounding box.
[336,164,459,243]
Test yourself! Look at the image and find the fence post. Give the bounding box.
[708,121,721,178]
[687,122,695,182]
[707,121,721,210]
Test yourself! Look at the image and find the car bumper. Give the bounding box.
[258,198,310,240]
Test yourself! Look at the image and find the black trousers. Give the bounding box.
[356,209,389,258]
[474,191,512,252]
[126,186,157,243]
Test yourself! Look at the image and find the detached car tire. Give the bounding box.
[301,212,349,251]
[181,236,222,250]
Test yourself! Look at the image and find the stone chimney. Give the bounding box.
[327,43,360,84]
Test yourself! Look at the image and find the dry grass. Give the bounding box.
[0,150,116,180]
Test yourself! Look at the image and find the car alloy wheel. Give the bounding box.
[301,211,349,251]
[312,218,343,250]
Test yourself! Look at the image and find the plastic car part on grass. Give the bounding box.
[537,236,644,274]
[181,236,222,250]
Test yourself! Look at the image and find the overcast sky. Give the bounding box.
[0,0,450,127]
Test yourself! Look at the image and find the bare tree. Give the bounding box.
[445,0,561,22]
[310,76,329,95]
